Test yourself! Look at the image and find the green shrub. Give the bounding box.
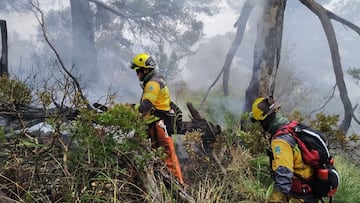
[0,77,32,108]
[62,104,155,202]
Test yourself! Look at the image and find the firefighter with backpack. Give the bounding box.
[129,53,184,184]
[251,96,338,203]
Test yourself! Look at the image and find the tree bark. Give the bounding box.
[0,20,9,77]
[70,0,98,84]
[244,0,287,111]
[300,0,353,133]
[222,0,256,96]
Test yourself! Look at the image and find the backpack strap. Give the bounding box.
[275,121,321,167]
[273,120,298,139]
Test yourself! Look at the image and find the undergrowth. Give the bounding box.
[1,79,360,202]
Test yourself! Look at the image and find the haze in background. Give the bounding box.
[1,0,359,126]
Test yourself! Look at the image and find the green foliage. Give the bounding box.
[186,144,267,202]
[310,113,339,133]
[287,110,305,123]
[182,107,272,202]
[192,176,227,202]
[288,111,353,149]
[309,113,349,147]
[61,104,154,202]
[69,104,148,166]
[220,111,268,156]
[249,155,272,187]
[200,100,359,202]
[179,92,272,201]
[331,156,360,202]
[96,104,147,137]
[0,127,5,143]
[219,147,269,202]
[35,91,52,108]
[0,77,32,108]
[223,113,242,148]
[2,86,360,202]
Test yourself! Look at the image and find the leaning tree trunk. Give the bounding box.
[244,0,287,112]
[300,0,354,133]
[222,0,257,96]
[70,0,98,84]
[0,20,8,77]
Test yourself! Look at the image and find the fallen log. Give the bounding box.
[181,103,221,155]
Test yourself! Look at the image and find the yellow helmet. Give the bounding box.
[130,53,156,71]
[251,97,281,121]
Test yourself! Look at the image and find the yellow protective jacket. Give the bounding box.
[271,133,314,194]
[137,72,171,124]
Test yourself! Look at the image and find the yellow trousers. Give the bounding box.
[268,188,304,203]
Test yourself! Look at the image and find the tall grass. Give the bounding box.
[331,156,360,202]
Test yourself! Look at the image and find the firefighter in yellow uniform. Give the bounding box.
[251,97,318,203]
[130,53,184,184]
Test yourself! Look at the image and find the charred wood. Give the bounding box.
[0,105,79,133]
[0,20,8,77]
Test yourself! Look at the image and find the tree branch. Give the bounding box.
[222,0,256,96]
[30,0,92,109]
[89,0,162,18]
[352,104,360,125]
[89,0,130,18]
[299,0,353,133]
[309,84,336,116]
[299,0,360,35]
[325,8,360,35]
[199,0,257,109]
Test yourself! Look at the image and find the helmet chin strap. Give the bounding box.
[260,112,276,133]
[142,69,154,82]
[138,69,155,89]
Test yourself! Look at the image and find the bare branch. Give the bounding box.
[309,84,336,116]
[89,0,162,18]
[199,0,257,110]
[89,0,129,18]
[325,8,360,35]
[29,1,92,109]
[223,0,256,96]
[352,104,360,125]
[300,0,353,133]
[299,0,360,35]
[199,68,224,111]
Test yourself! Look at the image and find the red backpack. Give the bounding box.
[274,121,339,201]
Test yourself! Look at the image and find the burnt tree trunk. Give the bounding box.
[244,0,287,111]
[0,20,8,77]
[222,0,257,96]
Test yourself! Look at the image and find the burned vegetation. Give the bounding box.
[0,74,233,202]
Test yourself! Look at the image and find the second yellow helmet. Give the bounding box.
[130,53,156,70]
[251,97,280,121]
